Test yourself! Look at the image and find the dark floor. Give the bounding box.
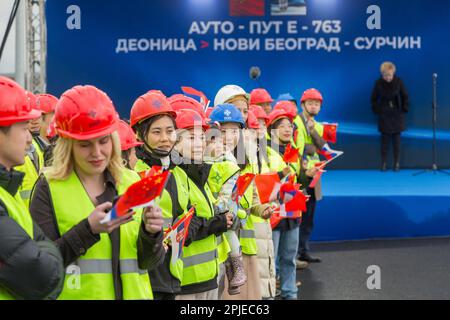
[296,237,450,300]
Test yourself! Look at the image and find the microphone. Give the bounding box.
[433,73,438,79]
[249,66,261,80]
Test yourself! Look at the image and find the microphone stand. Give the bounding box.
[414,73,450,176]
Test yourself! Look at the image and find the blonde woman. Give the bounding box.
[30,85,165,300]
[371,62,410,171]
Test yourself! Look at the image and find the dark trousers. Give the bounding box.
[153,292,176,300]
[298,189,317,256]
[381,132,401,164]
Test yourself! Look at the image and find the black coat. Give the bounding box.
[0,165,64,300]
[371,76,409,133]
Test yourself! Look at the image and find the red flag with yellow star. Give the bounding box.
[322,123,338,144]
[230,0,265,16]
[231,173,256,203]
[116,170,170,216]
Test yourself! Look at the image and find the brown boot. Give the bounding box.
[229,253,247,288]
[225,257,240,295]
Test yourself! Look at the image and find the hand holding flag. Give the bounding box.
[163,207,196,265]
[100,170,170,224]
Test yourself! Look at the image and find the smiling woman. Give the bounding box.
[29,84,166,300]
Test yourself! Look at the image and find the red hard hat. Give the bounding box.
[273,101,298,118]
[0,76,41,126]
[267,109,293,127]
[46,115,58,139]
[36,94,58,114]
[175,109,209,131]
[117,120,143,151]
[168,94,205,117]
[55,85,119,140]
[301,88,323,103]
[250,88,273,105]
[249,104,269,121]
[246,110,260,130]
[130,91,176,128]
[25,91,39,111]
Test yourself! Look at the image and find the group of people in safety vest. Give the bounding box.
[0,75,329,300]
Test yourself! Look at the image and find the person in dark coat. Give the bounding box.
[0,76,64,300]
[371,61,409,171]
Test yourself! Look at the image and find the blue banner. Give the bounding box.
[46,0,450,168]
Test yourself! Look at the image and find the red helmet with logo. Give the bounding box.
[117,120,143,151]
[300,88,323,103]
[250,88,273,105]
[273,101,298,118]
[267,109,294,127]
[168,94,205,117]
[130,91,176,128]
[175,109,209,131]
[36,94,58,114]
[0,76,41,126]
[55,85,119,140]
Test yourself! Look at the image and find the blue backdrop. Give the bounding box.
[46,0,450,169]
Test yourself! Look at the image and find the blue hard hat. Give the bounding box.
[276,93,296,102]
[208,104,245,128]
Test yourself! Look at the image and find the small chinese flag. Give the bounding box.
[116,170,170,216]
[283,143,300,163]
[230,0,265,17]
[322,123,338,144]
[232,173,256,202]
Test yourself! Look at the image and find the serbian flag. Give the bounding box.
[322,123,338,144]
[318,143,344,161]
[163,207,195,265]
[181,86,210,110]
[254,173,281,204]
[278,182,307,217]
[100,170,170,224]
[230,0,265,16]
[283,143,300,163]
[231,173,256,203]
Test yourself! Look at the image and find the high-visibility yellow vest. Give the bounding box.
[266,145,300,177]
[134,159,188,281]
[295,115,324,169]
[46,169,153,300]
[174,166,219,287]
[0,186,34,300]
[15,139,44,207]
[134,159,150,173]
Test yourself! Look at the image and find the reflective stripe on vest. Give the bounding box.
[68,259,147,275]
[182,249,218,268]
[47,169,152,300]
[240,229,256,239]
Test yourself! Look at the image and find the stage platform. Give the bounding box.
[312,170,450,241]
[297,237,450,300]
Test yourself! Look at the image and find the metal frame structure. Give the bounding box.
[25,0,47,93]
